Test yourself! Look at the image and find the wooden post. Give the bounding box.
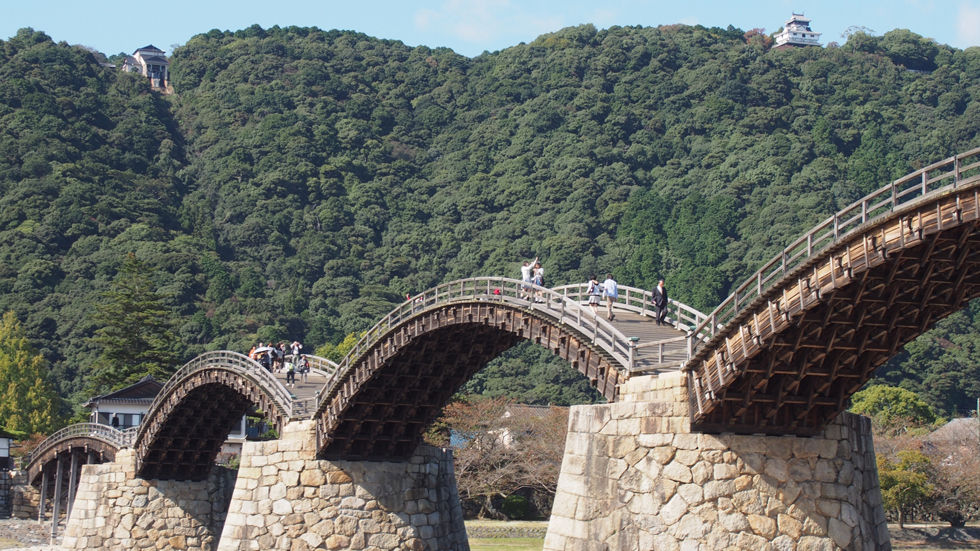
[628,337,638,371]
[50,455,64,539]
[66,450,80,521]
[37,464,48,523]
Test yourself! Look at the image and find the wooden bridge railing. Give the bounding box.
[685,147,980,363]
[315,277,635,412]
[554,283,711,370]
[24,423,133,469]
[553,283,709,334]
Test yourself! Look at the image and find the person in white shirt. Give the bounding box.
[602,273,618,321]
[587,275,602,314]
[520,256,537,299]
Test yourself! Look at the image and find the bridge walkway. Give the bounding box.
[553,283,705,374]
[607,310,689,372]
[271,366,328,403]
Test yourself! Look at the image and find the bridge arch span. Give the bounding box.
[313,278,635,460]
[685,147,980,435]
[25,424,132,485]
[133,351,294,480]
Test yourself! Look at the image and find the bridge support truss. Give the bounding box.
[317,301,625,460]
[687,176,980,435]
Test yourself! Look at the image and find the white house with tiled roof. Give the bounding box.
[83,375,162,429]
[121,44,169,89]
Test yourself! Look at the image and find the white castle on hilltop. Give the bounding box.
[774,13,822,48]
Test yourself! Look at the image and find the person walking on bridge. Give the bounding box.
[587,275,602,314]
[532,261,545,302]
[602,273,618,321]
[520,256,537,299]
[653,279,669,326]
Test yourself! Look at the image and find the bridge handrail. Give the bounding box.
[121,426,138,446]
[24,422,131,468]
[552,283,711,341]
[285,353,339,378]
[687,146,980,360]
[139,350,295,439]
[316,277,635,411]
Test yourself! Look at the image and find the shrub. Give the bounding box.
[500,494,530,520]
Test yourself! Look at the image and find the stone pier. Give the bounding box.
[217,420,468,551]
[55,419,467,551]
[60,448,236,550]
[544,372,891,550]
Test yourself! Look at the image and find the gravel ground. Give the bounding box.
[0,517,977,550]
[0,518,59,550]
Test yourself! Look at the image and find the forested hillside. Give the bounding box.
[1,24,978,419]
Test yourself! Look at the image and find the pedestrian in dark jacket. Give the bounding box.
[653,279,669,326]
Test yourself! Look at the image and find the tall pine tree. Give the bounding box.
[87,253,178,393]
[0,311,62,435]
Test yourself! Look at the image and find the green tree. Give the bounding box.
[849,385,939,434]
[878,450,934,528]
[0,311,62,434]
[314,331,365,363]
[87,253,179,393]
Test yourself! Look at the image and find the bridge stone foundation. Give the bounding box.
[217,420,468,551]
[60,448,236,550]
[544,372,891,551]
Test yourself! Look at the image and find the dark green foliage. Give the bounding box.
[87,253,179,394]
[464,343,603,406]
[0,24,978,415]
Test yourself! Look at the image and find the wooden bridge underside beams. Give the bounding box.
[28,439,115,486]
[317,302,625,461]
[135,370,287,480]
[688,185,980,435]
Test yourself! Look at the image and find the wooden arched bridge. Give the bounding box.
[311,278,705,460]
[26,278,701,482]
[21,148,980,484]
[683,147,980,435]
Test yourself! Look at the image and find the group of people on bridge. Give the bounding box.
[247,340,309,387]
[521,257,670,325]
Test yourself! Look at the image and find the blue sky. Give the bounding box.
[3,0,979,58]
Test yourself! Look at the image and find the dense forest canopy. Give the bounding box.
[0,23,978,419]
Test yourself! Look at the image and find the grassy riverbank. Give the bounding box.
[464,521,980,550]
[468,537,544,551]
